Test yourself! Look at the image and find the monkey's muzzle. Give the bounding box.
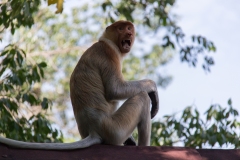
[121,40,131,50]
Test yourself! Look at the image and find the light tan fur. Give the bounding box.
[0,21,159,149]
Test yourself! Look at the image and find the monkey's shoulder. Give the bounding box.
[81,41,120,64]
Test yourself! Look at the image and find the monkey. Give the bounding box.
[0,20,159,150]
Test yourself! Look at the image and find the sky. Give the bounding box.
[157,0,240,119]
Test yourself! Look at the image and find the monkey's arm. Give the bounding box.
[106,77,157,100]
[102,61,159,118]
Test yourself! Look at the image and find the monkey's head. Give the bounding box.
[102,21,135,54]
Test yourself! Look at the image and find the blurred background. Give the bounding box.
[159,0,240,117]
[0,0,239,148]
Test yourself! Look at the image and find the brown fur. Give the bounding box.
[0,21,159,149]
[70,20,159,145]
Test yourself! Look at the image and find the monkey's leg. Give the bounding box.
[124,135,136,146]
[101,91,151,146]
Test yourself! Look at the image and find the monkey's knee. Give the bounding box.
[136,91,151,107]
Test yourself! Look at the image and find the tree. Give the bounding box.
[151,99,240,148]
[0,0,63,142]
[0,0,239,148]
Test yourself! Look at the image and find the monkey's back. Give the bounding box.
[70,41,120,117]
[70,41,121,137]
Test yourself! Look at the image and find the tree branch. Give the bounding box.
[29,46,87,57]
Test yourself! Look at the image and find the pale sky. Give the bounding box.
[158,0,240,118]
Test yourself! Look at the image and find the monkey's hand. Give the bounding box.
[123,136,136,146]
[148,91,159,119]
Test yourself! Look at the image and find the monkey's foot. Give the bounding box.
[123,136,136,146]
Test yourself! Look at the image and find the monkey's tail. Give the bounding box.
[0,134,102,150]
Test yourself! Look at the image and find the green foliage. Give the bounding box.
[151,99,240,148]
[0,0,41,36]
[0,44,63,142]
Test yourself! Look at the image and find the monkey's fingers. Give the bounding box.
[148,91,159,119]
[123,136,136,146]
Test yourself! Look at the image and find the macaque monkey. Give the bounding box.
[0,20,159,150]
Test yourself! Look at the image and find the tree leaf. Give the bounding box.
[38,62,47,68]
[41,98,49,110]
[228,98,232,106]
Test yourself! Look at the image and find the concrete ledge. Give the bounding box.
[0,143,239,160]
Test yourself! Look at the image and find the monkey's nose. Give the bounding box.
[127,33,132,37]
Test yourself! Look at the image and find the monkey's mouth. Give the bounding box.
[121,40,131,50]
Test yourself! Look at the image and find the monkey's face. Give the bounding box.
[105,21,135,54]
[116,24,135,54]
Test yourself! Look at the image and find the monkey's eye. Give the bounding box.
[118,27,123,30]
[128,27,132,30]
